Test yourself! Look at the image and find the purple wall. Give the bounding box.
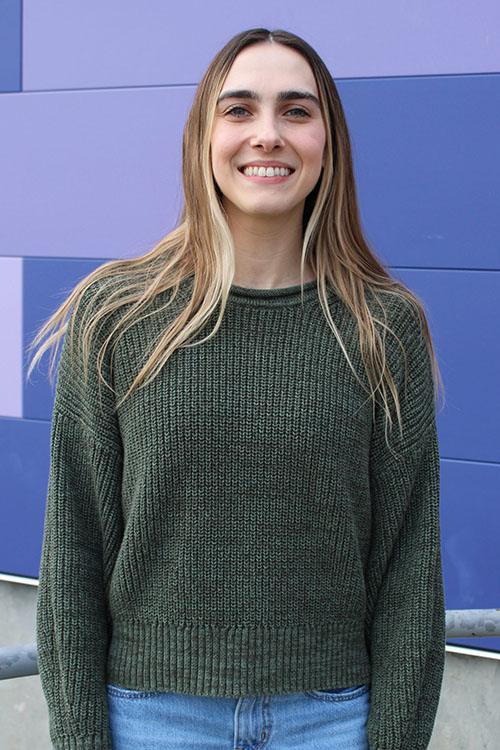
[2,76,499,264]
[1,0,499,654]
[22,0,500,89]
[0,87,193,257]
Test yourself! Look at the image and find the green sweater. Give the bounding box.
[37,276,445,750]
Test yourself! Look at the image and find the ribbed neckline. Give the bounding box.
[228,278,319,307]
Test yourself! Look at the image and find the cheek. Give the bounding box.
[303,137,327,177]
[296,125,326,164]
[211,127,238,173]
[312,130,327,164]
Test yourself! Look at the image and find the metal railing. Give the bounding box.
[0,643,38,680]
[445,608,500,638]
[1,609,499,680]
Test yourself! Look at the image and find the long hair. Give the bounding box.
[28,28,440,429]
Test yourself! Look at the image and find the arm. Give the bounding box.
[36,289,124,749]
[364,302,445,750]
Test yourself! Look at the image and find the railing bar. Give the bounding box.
[1,609,499,680]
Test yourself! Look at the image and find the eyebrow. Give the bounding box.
[216,89,320,107]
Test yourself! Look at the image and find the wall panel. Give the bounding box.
[23,0,500,90]
[340,75,500,270]
[441,458,500,652]
[0,87,194,258]
[2,77,498,270]
[23,258,107,420]
[0,417,51,579]
[397,268,500,464]
[0,0,22,92]
[0,258,23,418]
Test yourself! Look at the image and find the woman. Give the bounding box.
[32,28,445,750]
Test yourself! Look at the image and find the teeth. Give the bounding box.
[242,166,291,177]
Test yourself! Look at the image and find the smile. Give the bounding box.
[240,166,293,177]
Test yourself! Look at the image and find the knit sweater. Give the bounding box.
[36,276,445,750]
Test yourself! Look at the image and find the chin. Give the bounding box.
[245,201,298,218]
[222,194,303,223]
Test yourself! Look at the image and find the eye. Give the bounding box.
[285,107,310,118]
[225,105,251,118]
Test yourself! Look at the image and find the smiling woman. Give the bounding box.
[210,43,326,264]
[31,28,445,750]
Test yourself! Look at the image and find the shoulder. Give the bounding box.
[67,271,127,334]
[370,286,426,341]
[372,287,437,453]
[327,281,426,344]
[66,268,193,343]
[59,270,138,400]
[369,287,431,381]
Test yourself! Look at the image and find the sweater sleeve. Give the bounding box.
[364,301,445,750]
[36,287,124,749]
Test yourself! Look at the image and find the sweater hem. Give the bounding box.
[51,732,111,749]
[106,619,371,697]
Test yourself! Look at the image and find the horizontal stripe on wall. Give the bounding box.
[1,75,498,271]
[0,86,194,258]
[2,421,498,655]
[23,260,500,466]
[22,0,500,90]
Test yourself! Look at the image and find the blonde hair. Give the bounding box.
[28,28,441,430]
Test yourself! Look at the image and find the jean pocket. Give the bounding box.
[106,683,165,699]
[304,684,370,702]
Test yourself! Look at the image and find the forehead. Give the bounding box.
[221,42,319,96]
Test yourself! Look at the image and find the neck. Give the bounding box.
[225,206,315,289]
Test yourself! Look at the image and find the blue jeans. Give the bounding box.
[106,683,370,749]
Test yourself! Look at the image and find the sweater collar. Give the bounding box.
[228,278,319,307]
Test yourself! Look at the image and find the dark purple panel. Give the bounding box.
[0,86,194,257]
[441,458,500,653]
[338,75,500,270]
[397,268,500,464]
[24,258,108,420]
[0,417,51,579]
[0,0,21,92]
[22,0,500,89]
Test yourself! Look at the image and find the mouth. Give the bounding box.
[238,165,295,178]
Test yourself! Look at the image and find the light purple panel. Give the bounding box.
[0,258,22,418]
[0,87,194,258]
[23,0,500,90]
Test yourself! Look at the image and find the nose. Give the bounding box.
[249,113,284,151]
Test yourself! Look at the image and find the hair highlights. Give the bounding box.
[28,28,441,430]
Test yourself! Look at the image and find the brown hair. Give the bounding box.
[28,28,441,429]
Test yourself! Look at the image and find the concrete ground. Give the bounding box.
[1,580,499,749]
